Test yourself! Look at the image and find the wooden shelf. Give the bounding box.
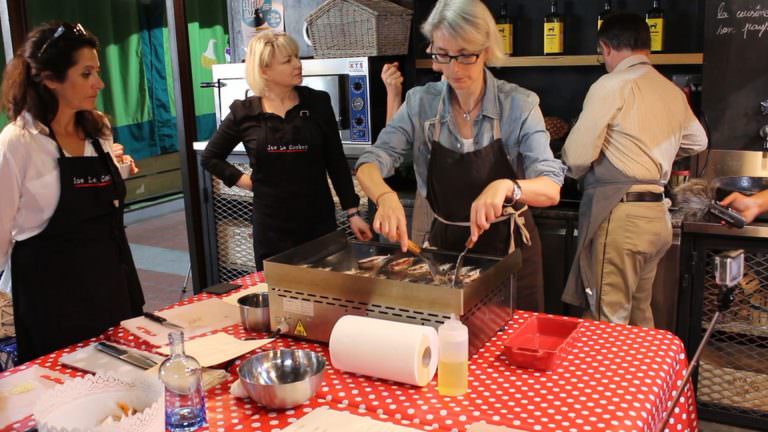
[415,53,703,68]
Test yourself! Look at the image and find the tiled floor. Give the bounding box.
[125,208,191,312]
[124,202,762,432]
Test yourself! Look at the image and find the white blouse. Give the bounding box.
[0,113,116,293]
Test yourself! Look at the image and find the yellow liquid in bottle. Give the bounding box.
[438,359,468,396]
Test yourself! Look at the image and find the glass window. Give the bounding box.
[25,0,229,203]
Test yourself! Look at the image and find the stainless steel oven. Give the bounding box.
[210,56,390,157]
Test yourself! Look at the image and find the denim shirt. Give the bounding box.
[356,69,566,197]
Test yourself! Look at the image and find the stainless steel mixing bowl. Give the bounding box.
[238,349,326,409]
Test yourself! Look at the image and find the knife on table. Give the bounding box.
[95,342,159,370]
[142,311,185,330]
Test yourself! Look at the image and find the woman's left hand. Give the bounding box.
[349,215,373,241]
[112,143,139,175]
[469,179,514,244]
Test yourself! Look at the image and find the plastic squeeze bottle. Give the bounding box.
[437,314,468,396]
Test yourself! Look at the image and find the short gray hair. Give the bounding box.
[420,0,504,66]
[245,31,300,96]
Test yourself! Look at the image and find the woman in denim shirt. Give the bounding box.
[356,0,565,311]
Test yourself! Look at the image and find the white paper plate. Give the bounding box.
[33,373,164,432]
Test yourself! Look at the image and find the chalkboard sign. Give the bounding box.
[703,0,768,150]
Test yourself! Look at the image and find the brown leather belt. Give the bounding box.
[621,191,664,202]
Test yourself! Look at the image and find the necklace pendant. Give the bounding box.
[463,112,471,121]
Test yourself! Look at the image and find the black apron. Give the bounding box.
[424,99,544,312]
[11,136,144,363]
[247,105,337,271]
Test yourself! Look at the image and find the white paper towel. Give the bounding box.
[329,315,438,387]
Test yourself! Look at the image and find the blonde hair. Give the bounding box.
[244,31,300,96]
[420,0,504,66]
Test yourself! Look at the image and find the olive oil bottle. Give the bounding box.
[437,315,468,396]
[646,0,664,52]
[598,0,612,30]
[544,0,564,55]
[496,3,514,56]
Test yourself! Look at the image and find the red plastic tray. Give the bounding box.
[502,315,581,371]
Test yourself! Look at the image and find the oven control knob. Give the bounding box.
[352,81,364,92]
[354,117,365,127]
[352,96,365,111]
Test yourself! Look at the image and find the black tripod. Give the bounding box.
[656,250,744,432]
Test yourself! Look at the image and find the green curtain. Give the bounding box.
[25,1,152,156]
[25,0,228,159]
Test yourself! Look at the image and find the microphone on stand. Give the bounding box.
[656,250,744,432]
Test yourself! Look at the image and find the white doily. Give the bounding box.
[33,372,164,432]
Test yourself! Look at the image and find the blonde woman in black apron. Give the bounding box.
[0,22,144,362]
[202,31,372,272]
[356,0,565,312]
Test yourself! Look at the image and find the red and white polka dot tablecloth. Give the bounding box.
[1,272,696,432]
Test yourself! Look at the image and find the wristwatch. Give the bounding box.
[504,180,522,205]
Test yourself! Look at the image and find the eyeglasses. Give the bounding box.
[428,51,481,65]
[38,23,86,58]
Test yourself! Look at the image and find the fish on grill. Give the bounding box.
[387,257,415,273]
[357,255,389,270]
[406,262,431,276]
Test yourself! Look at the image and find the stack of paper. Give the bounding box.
[467,422,532,432]
[157,333,273,367]
[121,298,241,346]
[281,407,423,432]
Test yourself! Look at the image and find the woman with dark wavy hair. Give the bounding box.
[0,22,144,362]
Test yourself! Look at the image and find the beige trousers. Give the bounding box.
[586,201,672,328]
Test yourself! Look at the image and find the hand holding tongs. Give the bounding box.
[451,237,476,288]
[406,240,441,278]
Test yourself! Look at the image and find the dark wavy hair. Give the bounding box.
[0,21,110,138]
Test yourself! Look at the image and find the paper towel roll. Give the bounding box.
[329,315,438,387]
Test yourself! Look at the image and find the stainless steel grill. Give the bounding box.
[264,230,519,355]
[209,161,368,283]
[698,249,768,420]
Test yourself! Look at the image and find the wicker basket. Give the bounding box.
[306,0,413,58]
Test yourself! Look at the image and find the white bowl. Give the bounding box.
[33,373,164,432]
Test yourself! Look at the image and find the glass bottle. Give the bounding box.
[646,0,664,52]
[598,0,612,30]
[496,2,514,56]
[437,314,468,396]
[544,0,564,55]
[159,331,207,432]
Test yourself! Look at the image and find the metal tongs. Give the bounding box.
[406,240,441,279]
[451,237,476,288]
